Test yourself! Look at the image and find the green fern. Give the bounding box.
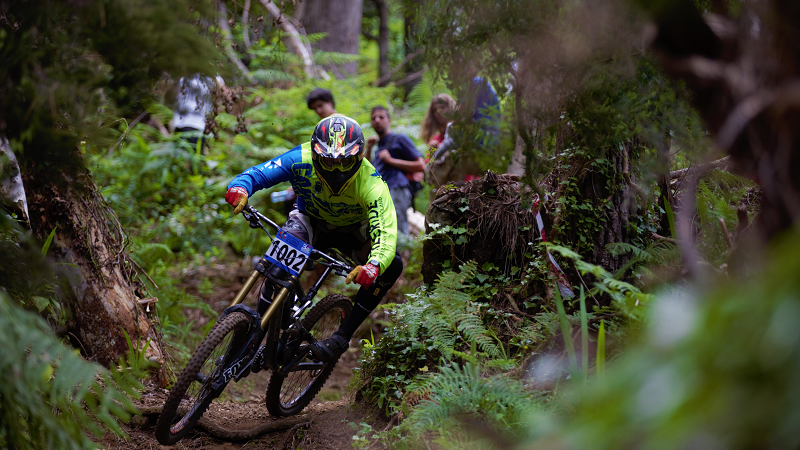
[0,294,143,449]
[355,262,514,417]
[547,242,654,320]
[130,242,174,272]
[693,169,756,265]
[457,313,501,357]
[393,362,546,448]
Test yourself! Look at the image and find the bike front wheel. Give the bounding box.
[155,312,251,445]
[265,294,352,416]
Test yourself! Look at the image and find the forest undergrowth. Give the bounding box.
[2,1,789,449]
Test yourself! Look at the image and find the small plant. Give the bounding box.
[350,422,378,449]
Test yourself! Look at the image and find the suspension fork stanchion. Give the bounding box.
[260,274,299,329]
[229,270,261,307]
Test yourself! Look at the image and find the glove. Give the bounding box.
[225,186,249,214]
[346,263,380,289]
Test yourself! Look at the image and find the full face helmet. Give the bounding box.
[310,115,366,194]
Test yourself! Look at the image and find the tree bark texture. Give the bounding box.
[375,0,390,86]
[300,0,363,77]
[402,0,423,94]
[549,150,636,281]
[21,160,168,385]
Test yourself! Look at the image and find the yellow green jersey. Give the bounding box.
[227,143,398,272]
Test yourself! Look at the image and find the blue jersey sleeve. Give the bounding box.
[393,134,422,161]
[227,146,303,195]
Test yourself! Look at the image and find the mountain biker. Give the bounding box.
[224,115,403,363]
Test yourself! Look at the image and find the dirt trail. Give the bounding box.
[103,326,378,449]
[102,260,399,449]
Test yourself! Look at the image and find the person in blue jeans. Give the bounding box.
[366,106,424,236]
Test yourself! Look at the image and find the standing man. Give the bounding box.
[366,106,425,236]
[306,88,337,119]
[173,75,223,153]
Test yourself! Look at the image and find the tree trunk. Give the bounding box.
[375,0,390,86]
[551,150,635,279]
[402,0,423,94]
[21,155,168,386]
[300,0,363,77]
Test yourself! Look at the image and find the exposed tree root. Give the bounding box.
[280,421,312,449]
[137,405,312,442]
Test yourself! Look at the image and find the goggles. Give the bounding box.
[313,144,361,173]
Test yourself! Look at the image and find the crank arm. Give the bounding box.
[279,347,313,376]
[286,362,325,372]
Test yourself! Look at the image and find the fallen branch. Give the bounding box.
[669,156,730,179]
[146,117,169,137]
[651,232,678,244]
[137,405,311,442]
[218,3,255,83]
[258,0,324,80]
[374,49,422,86]
[394,68,426,87]
[718,217,733,249]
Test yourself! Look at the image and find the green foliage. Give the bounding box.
[0,294,143,449]
[605,240,681,282]
[547,243,653,321]
[0,215,69,326]
[1,0,222,177]
[355,262,503,416]
[520,230,800,450]
[356,259,565,417]
[693,169,757,266]
[378,363,547,449]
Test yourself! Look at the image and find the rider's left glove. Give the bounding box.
[225,186,249,214]
[346,263,380,289]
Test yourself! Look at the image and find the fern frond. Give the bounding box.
[457,313,500,357]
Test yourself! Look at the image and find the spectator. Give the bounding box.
[467,76,500,150]
[366,106,425,236]
[277,87,339,215]
[424,83,490,191]
[420,93,457,154]
[173,75,220,153]
[306,88,337,119]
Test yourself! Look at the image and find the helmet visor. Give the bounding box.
[313,144,360,173]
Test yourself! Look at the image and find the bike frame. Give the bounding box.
[210,205,353,389]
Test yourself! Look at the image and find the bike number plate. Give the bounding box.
[265,229,312,276]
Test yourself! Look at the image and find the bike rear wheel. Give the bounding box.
[265,294,352,416]
[155,312,251,445]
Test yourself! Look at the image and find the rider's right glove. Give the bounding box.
[225,186,249,214]
[346,263,380,289]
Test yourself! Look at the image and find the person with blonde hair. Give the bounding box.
[420,93,457,149]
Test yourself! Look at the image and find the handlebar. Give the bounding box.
[241,205,353,274]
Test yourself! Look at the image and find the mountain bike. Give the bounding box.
[155,205,354,445]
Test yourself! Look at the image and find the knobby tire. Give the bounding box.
[265,294,352,417]
[155,312,251,445]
